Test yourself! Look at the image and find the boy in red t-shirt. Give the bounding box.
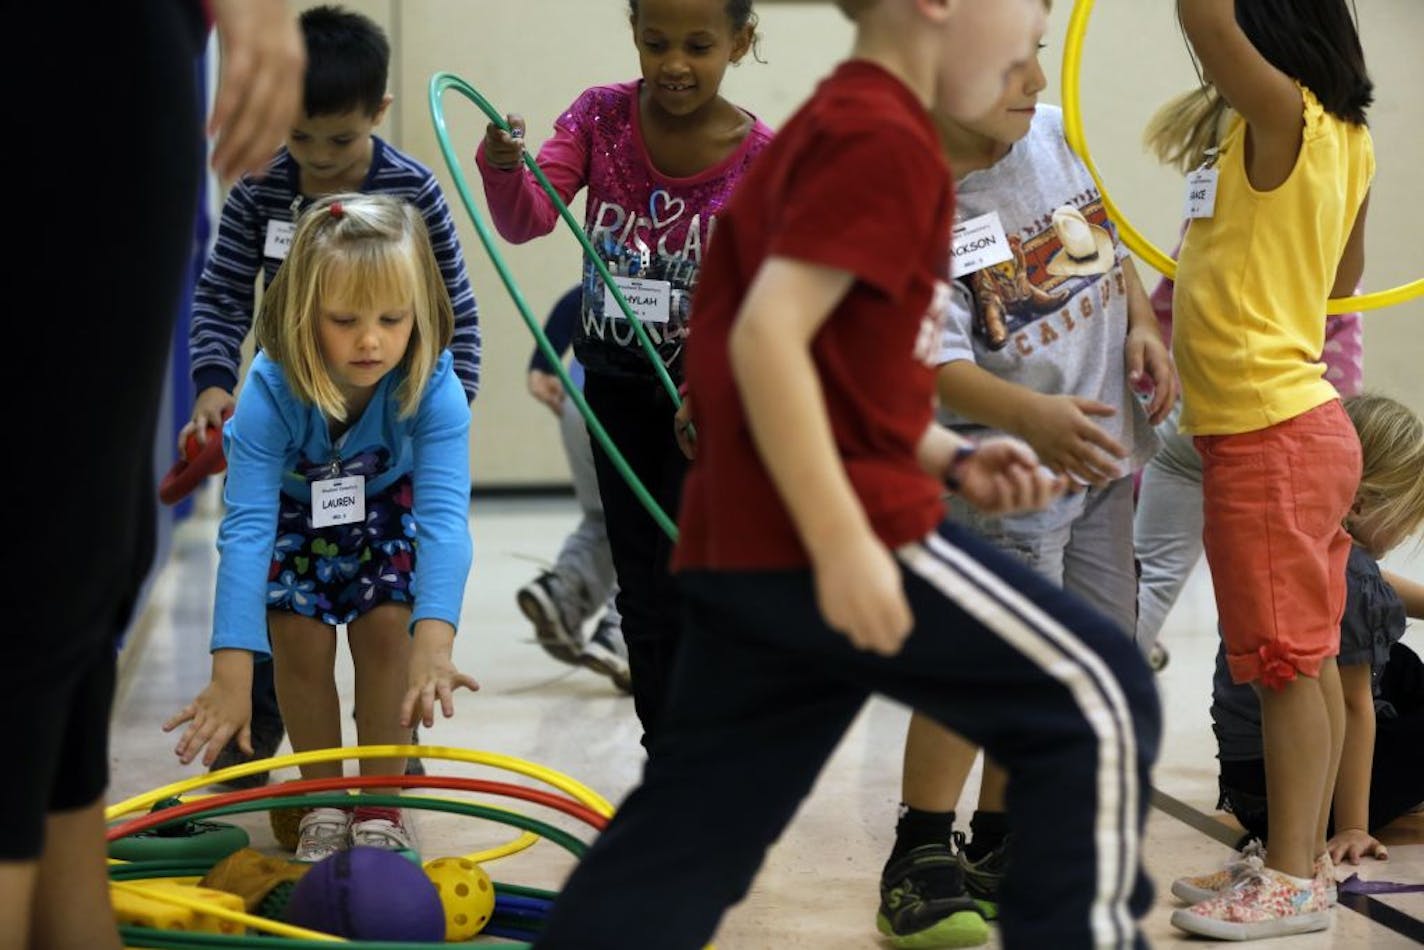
[533,2,1160,949]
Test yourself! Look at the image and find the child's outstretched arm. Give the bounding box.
[402,620,479,729]
[163,649,255,767]
[917,426,1066,516]
[405,356,478,725]
[729,258,911,656]
[476,113,589,244]
[1123,258,1178,424]
[1178,0,1304,168]
[1330,661,1388,863]
[938,360,1127,486]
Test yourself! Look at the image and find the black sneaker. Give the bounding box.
[877,843,989,948]
[516,571,583,665]
[954,831,1010,920]
[209,717,284,790]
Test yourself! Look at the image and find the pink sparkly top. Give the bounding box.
[477,80,774,378]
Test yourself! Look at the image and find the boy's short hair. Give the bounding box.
[300,5,390,117]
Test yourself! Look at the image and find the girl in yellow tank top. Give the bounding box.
[1168,0,1375,942]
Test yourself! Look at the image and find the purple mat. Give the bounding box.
[1338,872,1424,895]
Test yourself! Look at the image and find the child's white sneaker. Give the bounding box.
[294,807,351,863]
[1171,839,1266,904]
[1171,862,1331,941]
[350,809,417,857]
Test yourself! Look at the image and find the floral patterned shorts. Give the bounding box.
[266,475,417,627]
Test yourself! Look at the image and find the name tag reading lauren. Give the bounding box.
[950,212,1013,278]
[1185,167,1219,220]
[605,276,672,324]
[311,475,366,528]
[265,220,297,259]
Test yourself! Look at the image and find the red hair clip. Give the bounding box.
[330,201,344,218]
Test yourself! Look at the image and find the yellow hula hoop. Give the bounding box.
[1060,0,1422,314]
[106,745,616,822]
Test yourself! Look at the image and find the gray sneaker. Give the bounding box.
[294,807,351,863]
[581,617,632,694]
[350,814,418,858]
[516,571,584,665]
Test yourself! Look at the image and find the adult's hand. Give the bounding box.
[207,0,306,182]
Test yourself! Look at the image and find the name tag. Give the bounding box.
[265,219,297,259]
[604,276,672,324]
[950,212,1013,277]
[1184,168,1218,220]
[311,475,365,528]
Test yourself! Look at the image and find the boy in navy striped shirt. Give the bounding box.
[182,5,481,784]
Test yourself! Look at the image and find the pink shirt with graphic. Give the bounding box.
[477,80,774,378]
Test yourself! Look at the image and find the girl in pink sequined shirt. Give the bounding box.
[475,0,774,745]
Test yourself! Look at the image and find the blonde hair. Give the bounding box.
[1344,393,1424,550]
[255,193,454,421]
[1143,85,1232,174]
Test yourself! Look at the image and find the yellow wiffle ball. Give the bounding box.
[423,857,496,941]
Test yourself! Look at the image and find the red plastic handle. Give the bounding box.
[157,411,232,505]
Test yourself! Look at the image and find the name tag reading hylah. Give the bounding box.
[605,276,672,324]
[312,475,366,528]
[950,212,1013,278]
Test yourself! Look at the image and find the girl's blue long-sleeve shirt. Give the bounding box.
[214,351,472,655]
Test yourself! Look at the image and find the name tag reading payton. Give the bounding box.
[311,475,366,528]
[1185,167,1219,220]
[604,276,672,324]
[264,220,297,259]
[950,212,1013,278]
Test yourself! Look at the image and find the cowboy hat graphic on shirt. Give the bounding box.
[1045,204,1114,278]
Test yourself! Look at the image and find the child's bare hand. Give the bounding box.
[164,677,252,767]
[1018,394,1128,486]
[402,626,479,728]
[527,370,565,415]
[483,114,526,171]
[954,437,1068,516]
[1327,828,1388,865]
[179,387,237,451]
[1126,327,1178,425]
[674,396,697,460]
[814,534,913,656]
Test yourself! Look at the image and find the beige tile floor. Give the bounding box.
[110,494,1424,948]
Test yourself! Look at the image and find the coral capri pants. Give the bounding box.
[1195,399,1361,688]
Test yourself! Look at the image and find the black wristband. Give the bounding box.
[944,443,977,491]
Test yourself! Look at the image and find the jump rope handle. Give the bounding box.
[157,409,234,506]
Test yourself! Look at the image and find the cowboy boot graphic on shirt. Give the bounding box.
[971,236,1070,349]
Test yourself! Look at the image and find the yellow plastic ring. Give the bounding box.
[1060,0,1422,314]
[106,745,615,822]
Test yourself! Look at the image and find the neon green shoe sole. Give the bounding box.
[875,909,990,949]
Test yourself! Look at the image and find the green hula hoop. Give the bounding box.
[428,71,681,540]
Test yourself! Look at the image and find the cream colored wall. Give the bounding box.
[308,0,1421,486]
